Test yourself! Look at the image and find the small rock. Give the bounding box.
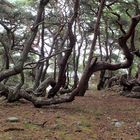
[136,122,140,128]
[39,111,44,114]
[107,117,111,120]
[7,117,19,122]
[114,121,124,128]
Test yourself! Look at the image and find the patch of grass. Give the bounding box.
[94,109,103,118]
[71,105,95,115]
[56,131,71,140]
[79,120,92,128]
[74,117,93,135]
[24,122,38,129]
[134,138,140,140]
[0,133,12,140]
[74,107,104,118]
[55,112,61,118]
[50,119,66,131]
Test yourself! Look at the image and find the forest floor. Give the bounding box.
[0,89,140,140]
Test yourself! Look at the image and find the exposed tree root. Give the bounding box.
[0,83,77,107]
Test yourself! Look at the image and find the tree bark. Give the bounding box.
[48,0,79,98]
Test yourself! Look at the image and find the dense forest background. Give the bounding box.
[0,0,140,107]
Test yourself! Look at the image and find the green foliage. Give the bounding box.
[8,0,37,6]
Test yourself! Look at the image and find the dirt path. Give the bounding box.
[0,90,140,140]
